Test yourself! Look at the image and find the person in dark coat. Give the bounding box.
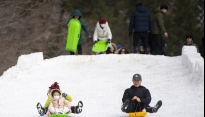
[199,37,204,58]
[152,5,169,55]
[180,35,199,55]
[129,3,153,54]
[66,9,92,55]
[121,74,162,113]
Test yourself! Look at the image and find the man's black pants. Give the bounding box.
[152,34,165,55]
[70,45,82,55]
[133,32,150,54]
[126,104,153,113]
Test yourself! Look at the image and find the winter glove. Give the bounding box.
[94,41,98,44]
[46,110,51,116]
[62,93,67,98]
[106,39,111,43]
[129,32,132,37]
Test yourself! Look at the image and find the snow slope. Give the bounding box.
[0,52,204,117]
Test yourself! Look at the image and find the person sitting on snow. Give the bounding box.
[37,82,83,116]
[93,18,112,54]
[46,89,71,115]
[121,74,162,113]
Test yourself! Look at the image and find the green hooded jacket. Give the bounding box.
[152,7,167,34]
[66,9,91,45]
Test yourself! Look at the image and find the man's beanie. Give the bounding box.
[99,18,106,24]
[49,82,60,90]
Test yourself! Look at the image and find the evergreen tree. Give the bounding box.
[167,0,204,55]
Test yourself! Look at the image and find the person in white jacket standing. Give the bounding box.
[93,18,112,54]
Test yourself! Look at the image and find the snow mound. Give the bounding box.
[17,52,44,69]
[0,49,204,117]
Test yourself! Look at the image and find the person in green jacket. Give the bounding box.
[152,5,169,55]
[66,9,92,55]
[37,82,83,116]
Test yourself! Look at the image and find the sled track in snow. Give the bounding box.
[0,54,204,117]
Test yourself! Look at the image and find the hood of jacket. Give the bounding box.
[136,6,147,13]
[153,7,165,14]
[72,9,82,19]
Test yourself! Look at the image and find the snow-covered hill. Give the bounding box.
[0,48,204,117]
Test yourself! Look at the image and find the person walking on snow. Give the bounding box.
[121,74,162,113]
[66,9,92,55]
[129,3,153,54]
[93,18,112,54]
[180,35,199,55]
[152,5,169,55]
[37,82,83,116]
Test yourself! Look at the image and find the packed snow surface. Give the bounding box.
[0,53,204,117]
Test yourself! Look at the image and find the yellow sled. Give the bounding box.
[127,112,148,117]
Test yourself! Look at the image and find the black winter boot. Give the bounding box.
[36,103,46,116]
[153,100,162,113]
[121,100,130,112]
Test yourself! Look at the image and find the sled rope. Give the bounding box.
[131,101,142,116]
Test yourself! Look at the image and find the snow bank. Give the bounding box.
[17,52,44,69]
[0,52,204,117]
[182,46,204,77]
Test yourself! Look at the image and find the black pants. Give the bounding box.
[133,32,149,53]
[70,45,82,55]
[152,34,165,55]
[126,104,153,113]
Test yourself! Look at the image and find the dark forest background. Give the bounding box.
[0,0,204,76]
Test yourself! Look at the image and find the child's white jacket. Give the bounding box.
[93,22,112,42]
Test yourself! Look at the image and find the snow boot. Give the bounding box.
[77,101,83,107]
[37,102,46,116]
[153,100,162,113]
[71,106,82,114]
[121,100,130,112]
[71,101,83,114]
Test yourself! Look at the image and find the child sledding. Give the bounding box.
[37,82,83,116]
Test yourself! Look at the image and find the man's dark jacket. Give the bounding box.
[129,6,153,33]
[122,85,152,106]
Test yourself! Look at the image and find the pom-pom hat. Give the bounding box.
[49,82,60,90]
